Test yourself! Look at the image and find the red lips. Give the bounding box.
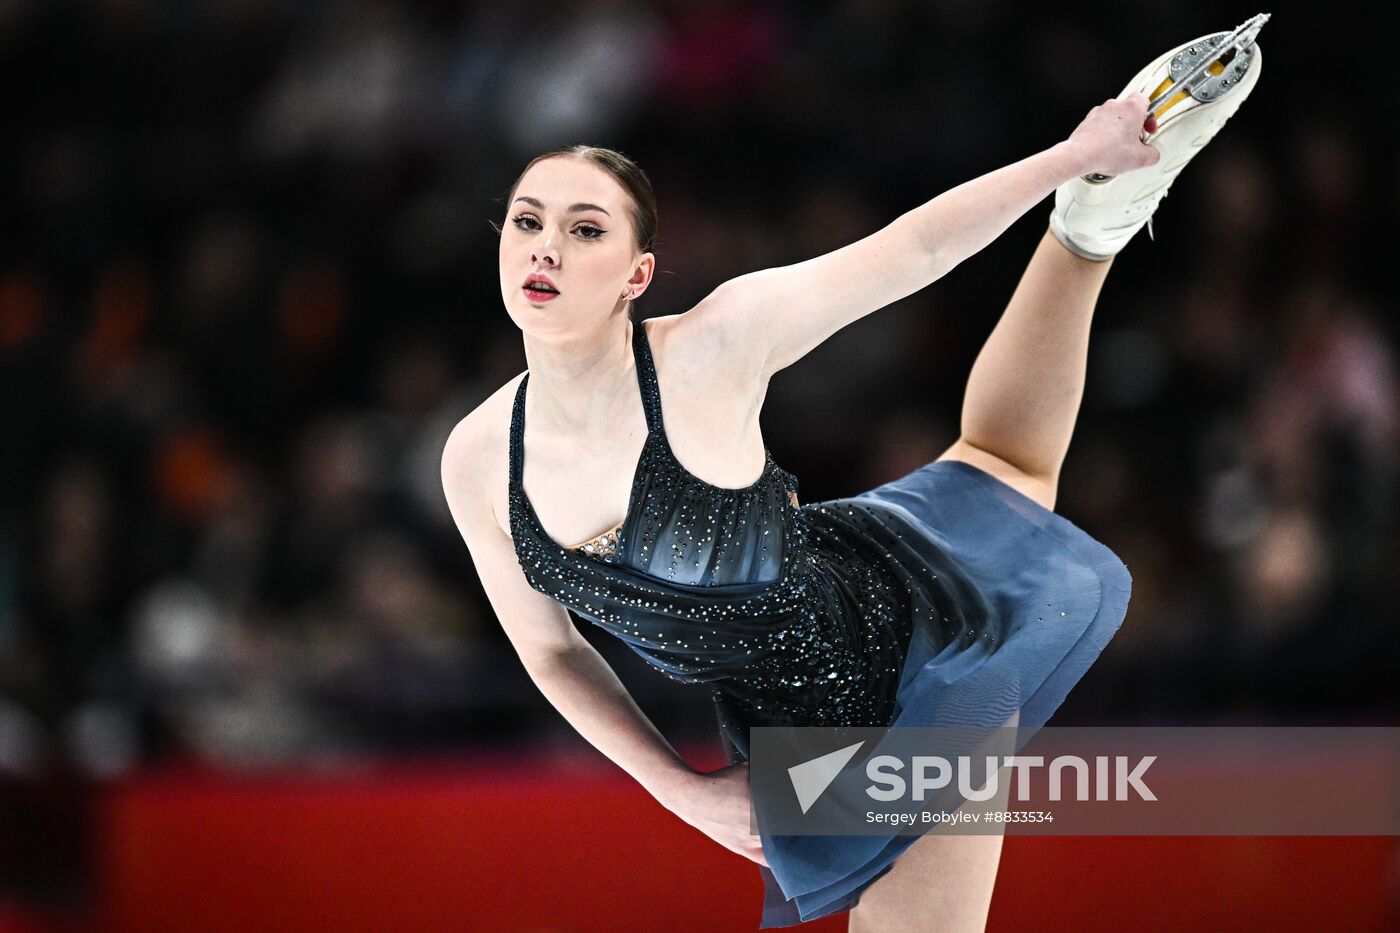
[522,273,558,292]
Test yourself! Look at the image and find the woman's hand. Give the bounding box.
[661,762,770,868]
[1064,91,1162,178]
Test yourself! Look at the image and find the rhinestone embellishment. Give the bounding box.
[572,525,621,559]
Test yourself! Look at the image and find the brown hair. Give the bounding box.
[495,145,658,319]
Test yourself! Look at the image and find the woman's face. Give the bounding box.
[499,157,652,333]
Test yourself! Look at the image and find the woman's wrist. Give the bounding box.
[1050,139,1096,181]
[645,760,703,808]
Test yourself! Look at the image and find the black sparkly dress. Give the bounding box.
[507,318,1132,927]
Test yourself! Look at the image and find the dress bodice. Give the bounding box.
[507,318,957,758]
[511,318,798,585]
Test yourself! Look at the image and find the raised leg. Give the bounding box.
[936,227,1115,511]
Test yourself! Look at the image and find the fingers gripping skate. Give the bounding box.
[1049,13,1270,261]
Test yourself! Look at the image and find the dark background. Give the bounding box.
[1,0,1395,921]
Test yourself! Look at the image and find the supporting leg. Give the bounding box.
[847,711,1020,933]
[951,227,1114,485]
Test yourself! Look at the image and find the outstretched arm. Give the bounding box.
[688,95,1160,378]
[441,414,768,868]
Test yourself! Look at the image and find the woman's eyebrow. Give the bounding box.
[512,195,611,217]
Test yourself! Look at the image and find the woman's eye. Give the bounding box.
[512,212,604,238]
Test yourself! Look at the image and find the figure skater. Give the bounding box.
[441,21,1264,931]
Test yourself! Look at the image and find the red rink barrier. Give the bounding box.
[89,747,1399,933]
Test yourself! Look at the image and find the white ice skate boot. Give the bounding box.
[1048,14,1269,261]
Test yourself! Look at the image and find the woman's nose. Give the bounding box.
[531,247,558,267]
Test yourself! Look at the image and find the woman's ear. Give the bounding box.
[628,251,656,299]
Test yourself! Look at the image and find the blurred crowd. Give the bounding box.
[1,0,1396,808]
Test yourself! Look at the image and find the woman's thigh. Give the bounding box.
[935,437,1059,512]
[847,709,1020,933]
[847,830,1006,933]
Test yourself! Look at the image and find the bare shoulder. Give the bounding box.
[647,289,768,391]
[643,299,773,486]
[439,372,586,662]
[440,372,525,536]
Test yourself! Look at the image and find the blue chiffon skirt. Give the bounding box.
[755,458,1133,927]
